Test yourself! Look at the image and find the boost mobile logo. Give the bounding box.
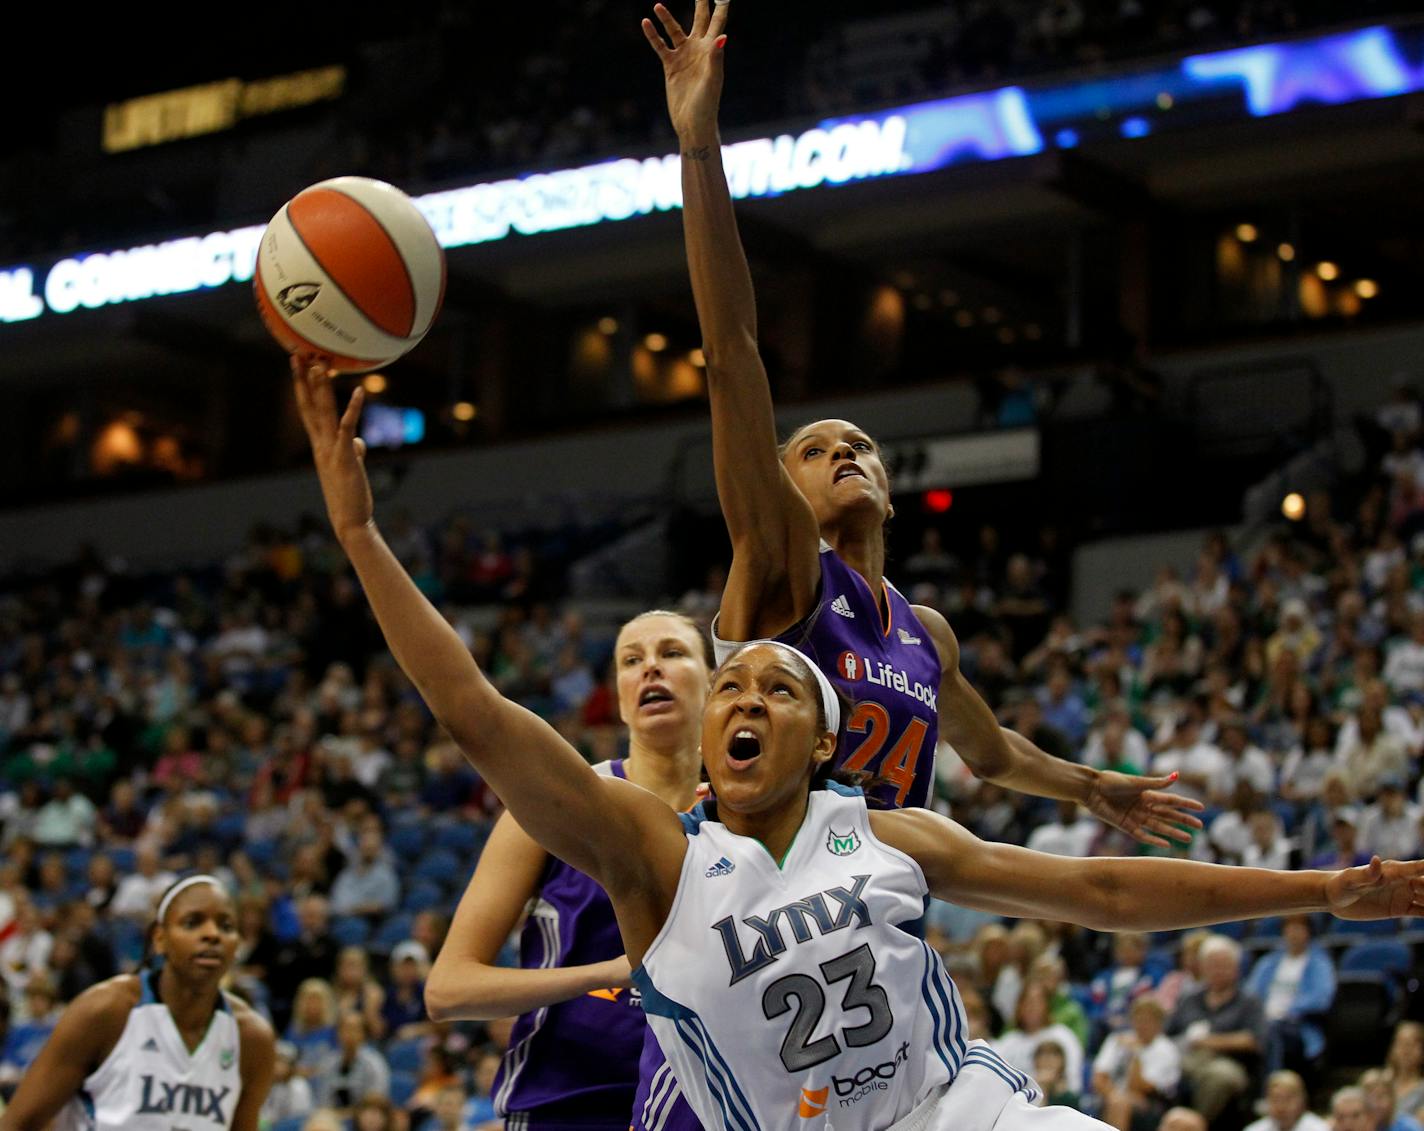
[276,282,321,316]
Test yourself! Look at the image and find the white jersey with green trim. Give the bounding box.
[631,784,1038,1131]
[55,970,243,1131]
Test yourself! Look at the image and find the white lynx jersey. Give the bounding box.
[632,784,1037,1131]
[56,970,243,1131]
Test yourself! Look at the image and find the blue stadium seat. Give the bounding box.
[371,914,414,954]
[387,1038,427,1076]
[432,822,484,857]
[1253,917,1284,938]
[213,811,246,847]
[1340,941,1412,979]
[389,1069,419,1107]
[105,918,146,967]
[108,846,136,873]
[65,847,93,881]
[270,1118,307,1131]
[246,839,279,871]
[389,824,427,860]
[1214,920,1249,940]
[402,881,444,914]
[413,848,460,886]
[1335,917,1399,937]
[331,916,371,948]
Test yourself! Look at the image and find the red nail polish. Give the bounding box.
[716,34,727,48]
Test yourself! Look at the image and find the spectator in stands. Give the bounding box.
[1310,808,1373,870]
[270,893,338,1027]
[334,945,387,1042]
[1280,716,1337,807]
[1026,800,1100,858]
[1031,952,1090,1046]
[352,1093,402,1131]
[1150,710,1224,806]
[1339,704,1412,799]
[1361,776,1420,860]
[1158,1108,1208,1131]
[1242,1073,1324,1131]
[0,976,59,1088]
[1242,810,1294,870]
[1387,1023,1424,1122]
[1083,704,1151,774]
[1219,719,1277,799]
[1334,1086,1375,1131]
[419,1082,471,1131]
[406,1042,463,1120]
[995,980,1086,1091]
[1092,995,1181,1131]
[1362,1068,1424,1131]
[465,1048,503,1127]
[1244,914,1335,1075]
[1032,1039,1080,1109]
[315,1011,390,1113]
[991,921,1049,1022]
[1037,657,1090,746]
[1384,612,1424,697]
[0,895,51,1010]
[287,977,340,1076]
[1210,783,1267,864]
[1166,934,1265,1125]
[108,844,175,922]
[383,940,434,1040]
[260,1040,316,1127]
[1090,931,1157,1035]
[31,778,95,849]
[302,1108,347,1131]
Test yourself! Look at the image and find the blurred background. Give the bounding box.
[3,3,1424,1130]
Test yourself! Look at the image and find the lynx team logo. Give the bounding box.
[826,827,861,856]
[276,282,321,316]
[838,651,859,680]
[219,1047,235,1070]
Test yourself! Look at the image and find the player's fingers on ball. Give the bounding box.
[340,388,366,436]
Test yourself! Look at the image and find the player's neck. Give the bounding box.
[625,738,702,810]
[823,523,886,592]
[720,793,812,870]
[156,965,219,1038]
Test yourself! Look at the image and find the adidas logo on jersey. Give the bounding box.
[831,595,855,618]
[705,857,736,878]
[897,628,922,646]
[142,1037,160,1053]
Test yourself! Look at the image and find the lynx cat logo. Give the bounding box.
[826,828,861,856]
[839,652,859,680]
[276,282,321,316]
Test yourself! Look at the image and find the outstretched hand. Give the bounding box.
[642,0,730,140]
[1085,770,1205,848]
[290,355,373,542]
[1327,856,1424,920]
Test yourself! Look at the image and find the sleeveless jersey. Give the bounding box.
[632,785,1035,1131]
[495,759,648,1130]
[713,544,941,810]
[57,970,243,1131]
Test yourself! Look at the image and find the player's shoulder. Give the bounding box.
[74,972,144,1016]
[228,992,276,1052]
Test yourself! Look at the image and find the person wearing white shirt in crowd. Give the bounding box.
[1361,777,1422,862]
[995,980,1086,1096]
[1026,799,1100,857]
[1093,996,1183,1131]
[1218,720,1277,800]
[31,778,96,849]
[1384,612,1424,697]
[1210,784,1267,864]
[107,843,177,922]
[259,1040,315,1127]
[1337,703,1411,799]
[1245,1071,1330,1131]
[1151,713,1227,805]
[1084,706,1151,774]
[1280,717,1338,807]
[1242,811,1295,871]
[0,895,52,1012]
[1335,681,1421,761]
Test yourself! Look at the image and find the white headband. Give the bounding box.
[156,875,225,923]
[740,640,841,735]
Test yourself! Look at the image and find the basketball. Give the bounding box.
[254,176,446,372]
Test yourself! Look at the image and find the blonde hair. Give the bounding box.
[293,978,337,1030]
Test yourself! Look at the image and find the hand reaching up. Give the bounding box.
[642,1,730,142]
[291,355,373,543]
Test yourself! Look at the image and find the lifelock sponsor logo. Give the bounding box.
[837,652,937,711]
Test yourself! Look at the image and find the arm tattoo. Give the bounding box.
[684,146,713,161]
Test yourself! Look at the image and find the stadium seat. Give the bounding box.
[1326,972,1400,1066]
[1213,920,1249,940]
[64,847,92,880]
[402,881,444,914]
[433,822,484,857]
[1340,941,1412,980]
[371,914,414,954]
[245,839,279,871]
[1252,917,1283,938]
[105,918,146,967]
[331,915,371,948]
[108,846,136,873]
[389,824,426,860]
[1335,917,1399,937]
[413,848,460,886]
[387,1038,427,1076]
[270,1118,307,1131]
[389,1069,419,1107]
[213,811,246,847]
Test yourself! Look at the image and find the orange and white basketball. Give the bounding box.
[255,176,445,372]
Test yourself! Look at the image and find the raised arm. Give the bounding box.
[878,806,1424,932]
[916,603,1203,847]
[643,2,821,641]
[425,811,632,1022]
[291,360,685,918]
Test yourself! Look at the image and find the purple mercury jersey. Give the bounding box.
[713,542,943,810]
[494,759,647,1131]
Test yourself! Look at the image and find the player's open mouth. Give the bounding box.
[639,685,675,712]
[727,729,763,769]
[834,465,866,483]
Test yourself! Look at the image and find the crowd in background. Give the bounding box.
[1,388,1424,1131]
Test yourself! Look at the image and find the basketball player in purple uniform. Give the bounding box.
[642,0,1202,839]
[423,610,710,1131]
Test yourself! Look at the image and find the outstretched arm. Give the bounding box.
[643,1,821,641]
[426,811,632,1022]
[879,807,1424,932]
[916,604,1202,847]
[292,360,685,913]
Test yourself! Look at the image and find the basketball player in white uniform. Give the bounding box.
[0,876,275,1131]
[294,357,1424,1131]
